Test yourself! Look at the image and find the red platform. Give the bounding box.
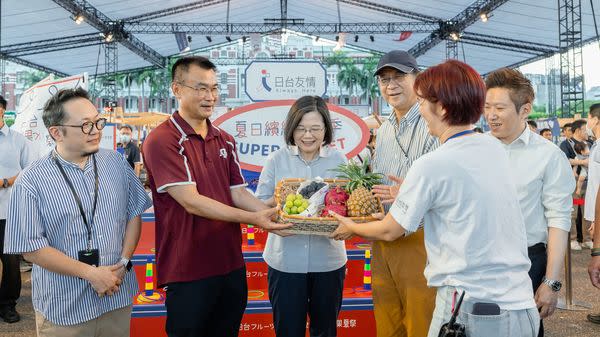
[131,214,376,337]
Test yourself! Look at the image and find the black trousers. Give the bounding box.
[528,243,548,337]
[165,267,247,337]
[575,205,584,243]
[0,219,21,309]
[268,265,346,337]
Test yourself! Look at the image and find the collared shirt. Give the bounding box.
[372,103,438,202]
[143,112,246,286]
[121,141,140,169]
[492,126,574,246]
[256,146,347,273]
[389,134,535,310]
[0,124,37,219]
[3,149,151,325]
[584,140,600,221]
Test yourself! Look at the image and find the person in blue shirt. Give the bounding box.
[256,95,348,337]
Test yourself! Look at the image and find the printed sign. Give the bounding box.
[213,100,370,172]
[244,61,327,101]
[13,74,91,155]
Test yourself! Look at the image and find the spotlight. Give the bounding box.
[206,36,212,42]
[449,32,460,41]
[226,36,232,42]
[73,14,84,25]
[354,35,359,42]
[315,36,320,42]
[369,35,374,42]
[187,35,192,43]
[242,36,247,43]
[480,13,489,22]
[335,35,339,42]
[104,32,114,43]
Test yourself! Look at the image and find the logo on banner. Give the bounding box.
[245,61,327,101]
[260,69,272,92]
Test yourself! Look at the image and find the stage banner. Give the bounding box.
[213,100,370,190]
[13,73,91,155]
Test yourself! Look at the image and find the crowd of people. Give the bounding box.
[0,50,598,337]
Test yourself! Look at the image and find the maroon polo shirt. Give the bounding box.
[143,111,246,287]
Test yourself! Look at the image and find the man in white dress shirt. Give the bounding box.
[484,68,574,337]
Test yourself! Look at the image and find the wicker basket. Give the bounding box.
[274,178,384,235]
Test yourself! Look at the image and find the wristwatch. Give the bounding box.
[119,257,133,272]
[542,276,562,292]
[2,178,8,188]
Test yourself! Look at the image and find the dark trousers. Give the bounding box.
[0,219,21,309]
[268,265,346,337]
[528,243,547,337]
[165,267,247,337]
[575,205,584,242]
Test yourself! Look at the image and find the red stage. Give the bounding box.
[131,214,376,337]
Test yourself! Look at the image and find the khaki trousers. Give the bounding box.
[35,305,132,337]
[372,229,436,337]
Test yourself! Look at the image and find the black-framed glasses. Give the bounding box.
[177,82,219,98]
[58,118,107,134]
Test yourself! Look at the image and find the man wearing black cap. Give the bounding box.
[369,51,438,336]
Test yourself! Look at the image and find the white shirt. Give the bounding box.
[0,124,37,219]
[493,127,574,246]
[584,141,600,221]
[389,134,535,310]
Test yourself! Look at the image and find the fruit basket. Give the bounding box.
[274,162,385,236]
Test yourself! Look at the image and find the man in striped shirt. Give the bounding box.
[369,50,438,337]
[4,88,152,337]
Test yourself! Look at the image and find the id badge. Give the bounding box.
[78,249,100,267]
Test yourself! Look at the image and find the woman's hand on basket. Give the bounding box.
[372,175,403,204]
[329,211,355,241]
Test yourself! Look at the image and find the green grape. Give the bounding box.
[291,206,298,214]
[285,200,294,208]
[286,194,296,203]
[293,199,303,207]
[302,200,309,208]
[284,207,291,214]
[295,194,304,201]
[297,206,305,213]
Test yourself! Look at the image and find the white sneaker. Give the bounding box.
[571,240,582,250]
[582,241,594,249]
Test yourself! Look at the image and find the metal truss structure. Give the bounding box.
[104,42,118,104]
[446,40,458,59]
[409,0,509,57]
[558,0,584,117]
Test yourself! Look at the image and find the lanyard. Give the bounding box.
[446,130,475,142]
[394,115,420,162]
[53,152,99,251]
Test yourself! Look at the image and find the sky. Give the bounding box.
[520,42,600,90]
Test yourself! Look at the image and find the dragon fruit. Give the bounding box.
[325,186,349,206]
[321,204,347,217]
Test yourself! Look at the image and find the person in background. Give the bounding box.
[256,95,347,337]
[118,125,141,176]
[528,120,538,133]
[559,123,573,148]
[574,142,590,197]
[331,59,538,337]
[539,128,553,141]
[0,95,37,323]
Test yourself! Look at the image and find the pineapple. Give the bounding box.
[332,160,383,217]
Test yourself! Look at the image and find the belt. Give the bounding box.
[527,242,546,255]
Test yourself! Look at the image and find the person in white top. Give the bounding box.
[484,68,574,337]
[330,60,538,337]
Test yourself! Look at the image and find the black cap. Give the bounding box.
[374,50,418,76]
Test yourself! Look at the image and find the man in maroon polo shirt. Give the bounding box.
[143,56,290,337]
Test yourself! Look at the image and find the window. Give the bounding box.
[296,50,304,57]
[125,97,138,112]
[221,73,228,85]
[220,50,228,57]
[149,98,158,111]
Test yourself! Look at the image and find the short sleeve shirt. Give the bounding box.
[143,112,246,286]
[389,134,535,310]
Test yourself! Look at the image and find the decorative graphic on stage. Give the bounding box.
[213,100,370,173]
[245,61,327,101]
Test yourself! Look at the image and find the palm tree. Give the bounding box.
[359,57,379,105]
[337,63,361,101]
[135,69,154,111]
[18,70,48,90]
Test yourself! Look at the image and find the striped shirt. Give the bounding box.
[4,149,152,325]
[372,103,439,193]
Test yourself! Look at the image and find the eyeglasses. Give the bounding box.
[177,82,219,98]
[58,118,107,134]
[294,126,325,135]
[377,73,409,87]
